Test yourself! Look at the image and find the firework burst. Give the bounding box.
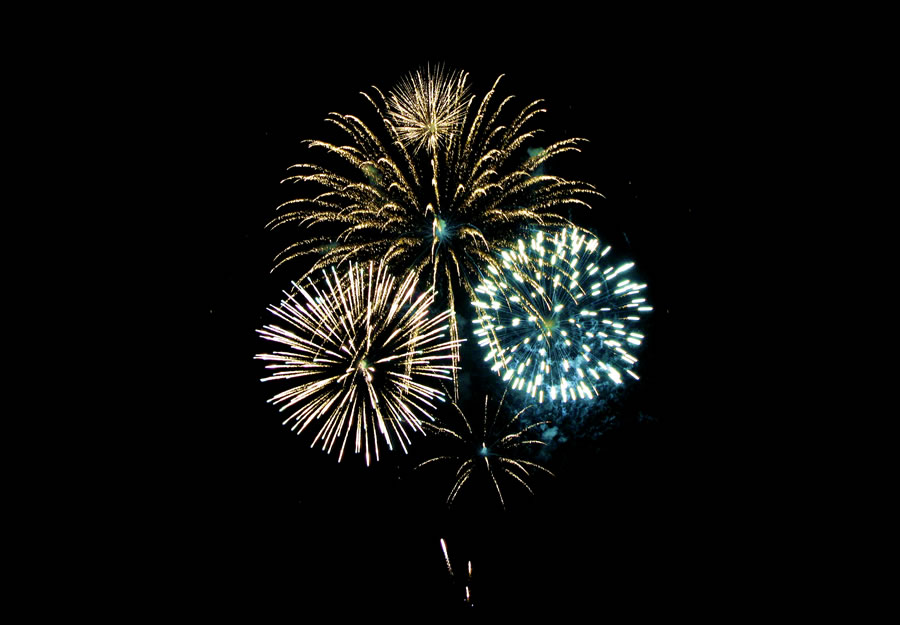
[417,393,553,509]
[472,226,651,403]
[268,68,600,394]
[387,64,471,154]
[255,261,460,465]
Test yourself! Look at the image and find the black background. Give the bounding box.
[181,26,758,618]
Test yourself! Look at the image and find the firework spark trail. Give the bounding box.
[256,261,461,465]
[472,226,651,403]
[417,391,553,508]
[268,68,601,397]
[439,539,474,605]
[440,538,453,576]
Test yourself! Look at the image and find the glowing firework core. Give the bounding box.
[433,216,450,242]
[540,315,557,333]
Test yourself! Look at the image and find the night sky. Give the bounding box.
[191,33,750,617]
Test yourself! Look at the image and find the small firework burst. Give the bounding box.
[418,393,553,509]
[387,64,471,154]
[256,261,460,465]
[472,226,651,403]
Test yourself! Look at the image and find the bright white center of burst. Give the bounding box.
[471,227,650,402]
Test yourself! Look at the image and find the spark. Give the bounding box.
[472,226,649,401]
[256,261,460,464]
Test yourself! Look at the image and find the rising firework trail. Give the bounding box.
[439,538,474,606]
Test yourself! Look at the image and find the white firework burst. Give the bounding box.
[256,261,460,465]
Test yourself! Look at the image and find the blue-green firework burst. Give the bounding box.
[471,226,651,404]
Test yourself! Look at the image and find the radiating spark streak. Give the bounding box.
[440,538,453,576]
[268,69,601,398]
[256,261,461,464]
[472,226,648,400]
[416,391,553,508]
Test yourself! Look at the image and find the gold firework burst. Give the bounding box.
[256,261,460,465]
[417,392,554,508]
[387,64,471,154]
